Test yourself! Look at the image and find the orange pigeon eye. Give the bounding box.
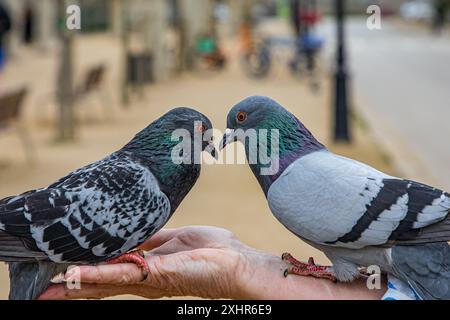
[236,111,247,123]
[197,123,206,133]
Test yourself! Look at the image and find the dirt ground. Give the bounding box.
[0,33,396,299]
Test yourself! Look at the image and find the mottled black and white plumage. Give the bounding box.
[0,107,216,300]
[221,96,450,300]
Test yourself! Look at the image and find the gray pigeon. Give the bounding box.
[0,107,217,300]
[220,96,450,300]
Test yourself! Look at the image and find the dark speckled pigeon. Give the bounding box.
[0,107,217,300]
[220,96,450,300]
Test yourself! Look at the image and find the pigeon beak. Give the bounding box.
[203,139,219,160]
[219,128,235,151]
[208,146,219,160]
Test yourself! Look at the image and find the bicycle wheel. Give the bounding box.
[241,42,271,79]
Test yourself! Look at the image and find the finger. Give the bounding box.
[38,283,134,300]
[138,228,182,251]
[65,263,144,285]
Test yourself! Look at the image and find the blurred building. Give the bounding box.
[1,0,439,50]
[1,0,229,81]
[316,0,423,14]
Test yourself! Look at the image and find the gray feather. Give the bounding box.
[0,231,46,262]
[392,243,450,300]
[395,218,450,245]
[8,261,68,300]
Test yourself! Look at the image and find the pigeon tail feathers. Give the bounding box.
[392,242,450,300]
[8,261,68,300]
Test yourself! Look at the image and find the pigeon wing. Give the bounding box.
[329,178,450,247]
[267,152,450,249]
[0,153,171,263]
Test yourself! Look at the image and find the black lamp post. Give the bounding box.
[333,0,351,142]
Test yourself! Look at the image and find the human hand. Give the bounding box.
[39,226,386,300]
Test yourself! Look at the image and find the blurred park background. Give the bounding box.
[0,0,449,299]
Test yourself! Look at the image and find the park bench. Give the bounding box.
[36,64,112,122]
[73,64,113,120]
[0,88,35,164]
[76,65,105,97]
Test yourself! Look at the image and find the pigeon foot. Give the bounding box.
[107,250,150,281]
[282,252,337,282]
[282,252,313,268]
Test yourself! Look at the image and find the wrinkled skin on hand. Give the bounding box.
[40,226,263,299]
[39,226,386,300]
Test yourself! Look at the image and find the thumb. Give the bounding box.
[138,228,181,251]
[65,263,145,285]
[63,253,188,287]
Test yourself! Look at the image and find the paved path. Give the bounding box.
[320,17,450,190]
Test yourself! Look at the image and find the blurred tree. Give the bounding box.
[228,0,257,35]
[115,0,130,106]
[433,0,450,33]
[22,0,35,45]
[147,0,168,80]
[0,1,11,70]
[178,0,214,70]
[37,0,57,50]
[169,0,187,73]
[290,0,301,36]
[277,0,290,18]
[110,0,122,36]
[119,0,170,105]
[55,0,77,141]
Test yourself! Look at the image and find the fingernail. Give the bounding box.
[65,269,75,279]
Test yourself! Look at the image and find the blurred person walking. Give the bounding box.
[288,0,323,89]
[0,1,11,71]
[22,1,35,45]
[290,0,302,37]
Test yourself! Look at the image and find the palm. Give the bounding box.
[40,226,245,300]
[139,226,244,299]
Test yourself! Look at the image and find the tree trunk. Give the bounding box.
[178,0,214,70]
[56,0,76,141]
